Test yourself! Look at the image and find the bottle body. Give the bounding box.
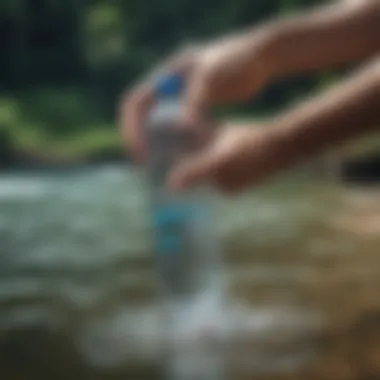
[145,98,223,305]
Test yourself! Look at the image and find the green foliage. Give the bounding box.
[0,98,22,127]
[18,87,101,134]
[0,94,120,160]
[0,0,337,160]
[85,3,127,67]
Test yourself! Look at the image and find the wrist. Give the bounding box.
[230,26,279,86]
[242,19,288,81]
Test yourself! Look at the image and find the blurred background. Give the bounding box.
[2,0,380,379]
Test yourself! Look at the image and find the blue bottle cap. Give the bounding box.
[156,73,184,97]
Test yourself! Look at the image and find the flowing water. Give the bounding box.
[1,165,380,380]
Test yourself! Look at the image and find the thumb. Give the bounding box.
[168,150,216,191]
[182,68,211,125]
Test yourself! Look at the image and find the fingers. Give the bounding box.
[120,83,154,163]
[168,150,240,194]
[119,47,196,163]
[148,44,196,89]
[182,66,212,125]
[168,149,217,191]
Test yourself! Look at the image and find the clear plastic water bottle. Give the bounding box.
[145,73,228,380]
[145,73,224,306]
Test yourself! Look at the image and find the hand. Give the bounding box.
[119,33,273,161]
[168,123,283,194]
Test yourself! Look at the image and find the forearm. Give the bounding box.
[251,0,380,78]
[267,56,380,170]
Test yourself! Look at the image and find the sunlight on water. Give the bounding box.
[0,178,49,199]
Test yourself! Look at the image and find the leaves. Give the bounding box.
[0,0,327,133]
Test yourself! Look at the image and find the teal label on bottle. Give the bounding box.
[153,204,193,255]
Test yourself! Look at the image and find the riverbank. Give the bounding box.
[3,122,380,185]
[0,127,129,170]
